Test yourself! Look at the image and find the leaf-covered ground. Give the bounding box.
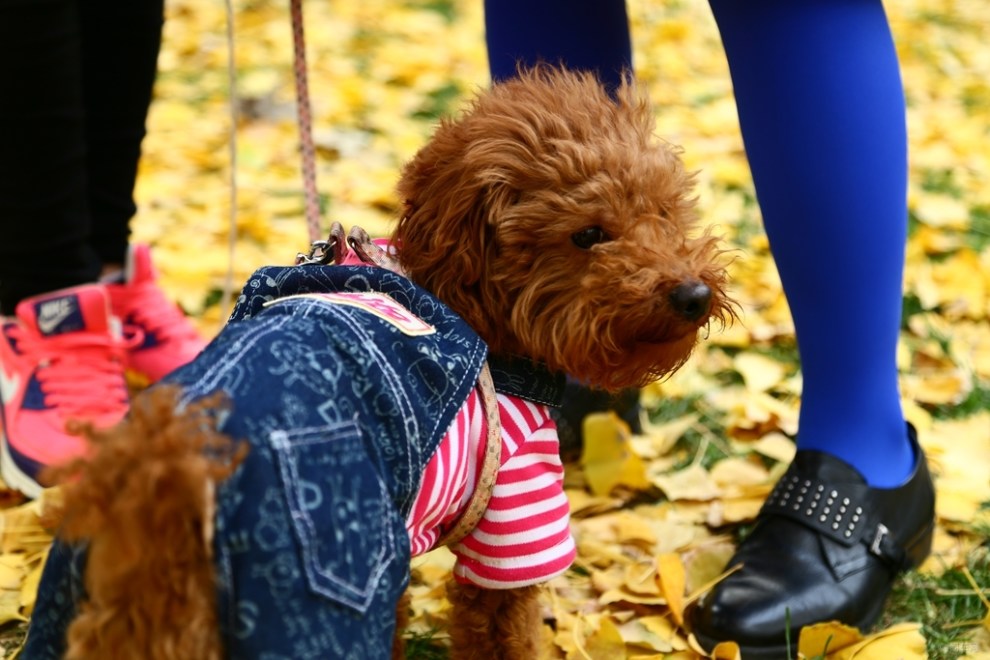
[1,1,988,658]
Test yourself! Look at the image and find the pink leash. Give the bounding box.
[289,0,324,245]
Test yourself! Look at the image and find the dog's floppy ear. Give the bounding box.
[392,121,511,343]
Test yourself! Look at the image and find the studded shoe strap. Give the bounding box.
[760,473,909,570]
[436,363,502,549]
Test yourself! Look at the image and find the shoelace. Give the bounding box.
[11,326,131,419]
[115,282,200,347]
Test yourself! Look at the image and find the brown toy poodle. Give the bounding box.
[24,67,731,660]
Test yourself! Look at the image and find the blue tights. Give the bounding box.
[484,0,914,486]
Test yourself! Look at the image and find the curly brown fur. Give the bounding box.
[46,386,246,660]
[446,581,542,660]
[394,66,732,391]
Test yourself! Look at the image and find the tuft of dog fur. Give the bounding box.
[395,66,732,391]
[45,387,246,660]
[44,67,731,659]
[445,581,542,659]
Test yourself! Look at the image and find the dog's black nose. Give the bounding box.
[668,281,712,322]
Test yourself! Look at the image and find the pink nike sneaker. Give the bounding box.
[0,284,130,498]
[106,244,207,385]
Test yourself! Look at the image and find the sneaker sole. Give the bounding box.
[0,429,45,499]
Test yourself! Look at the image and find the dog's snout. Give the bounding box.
[668,281,712,322]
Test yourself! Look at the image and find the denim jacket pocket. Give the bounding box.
[269,422,399,614]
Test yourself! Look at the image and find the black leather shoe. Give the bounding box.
[690,424,935,659]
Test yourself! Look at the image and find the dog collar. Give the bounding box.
[487,354,566,408]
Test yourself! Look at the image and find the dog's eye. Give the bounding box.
[571,226,609,249]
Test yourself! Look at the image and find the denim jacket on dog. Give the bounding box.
[25,264,564,659]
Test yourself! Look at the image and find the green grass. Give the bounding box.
[884,546,990,660]
[646,394,733,472]
[965,206,990,252]
[928,382,990,420]
[410,0,458,22]
[412,83,465,120]
[919,168,965,197]
[403,628,449,659]
[901,293,929,329]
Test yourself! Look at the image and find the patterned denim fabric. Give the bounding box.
[24,265,488,659]
[22,541,85,660]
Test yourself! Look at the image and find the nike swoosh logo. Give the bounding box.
[0,369,20,405]
[37,307,73,335]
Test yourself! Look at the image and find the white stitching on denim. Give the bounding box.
[178,315,295,407]
[271,423,398,613]
[331,305,420,513]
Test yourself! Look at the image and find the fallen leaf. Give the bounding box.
[681,540,735,596]
[20,549,47,614]
[656,553,687,627]
[624,562,662,597]
[711,641,743,660]
[750,432,797,464]
[581,615,628,660]
[709,457,770,492]
[597,591,668,608]
[829,622,927,659]
[711,496,765,525]
[652,464,722,502]
[901,369,972,406]
[733,352,787,393]
[618,617,676,653]
[582,413,652,497]
[0,588,26,626]
[635,414,699,458]
[613,512,659,549]
[639,616,689,651]
[912,192,969,229]
[798,621,863,657]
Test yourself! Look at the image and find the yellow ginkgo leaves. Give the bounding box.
[0,488,60,655]
[798,622,928,660]
[1,0,982,658]
[582,413,652,497]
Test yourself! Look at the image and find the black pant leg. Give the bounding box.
[0,0,102,312]
[78,0,164,268]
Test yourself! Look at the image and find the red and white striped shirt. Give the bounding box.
[405,389,576,589]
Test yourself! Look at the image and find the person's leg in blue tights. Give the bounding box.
[688,3,934,653]
[485,0,632,91]
[709,0,913,488]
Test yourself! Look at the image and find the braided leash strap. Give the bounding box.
[290,0,323,243]
[282,5,495,545]
[221,0,240,323]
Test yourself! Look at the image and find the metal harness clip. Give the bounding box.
[295,222,346,265]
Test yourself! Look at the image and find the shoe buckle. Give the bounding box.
[870,523,890,557]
